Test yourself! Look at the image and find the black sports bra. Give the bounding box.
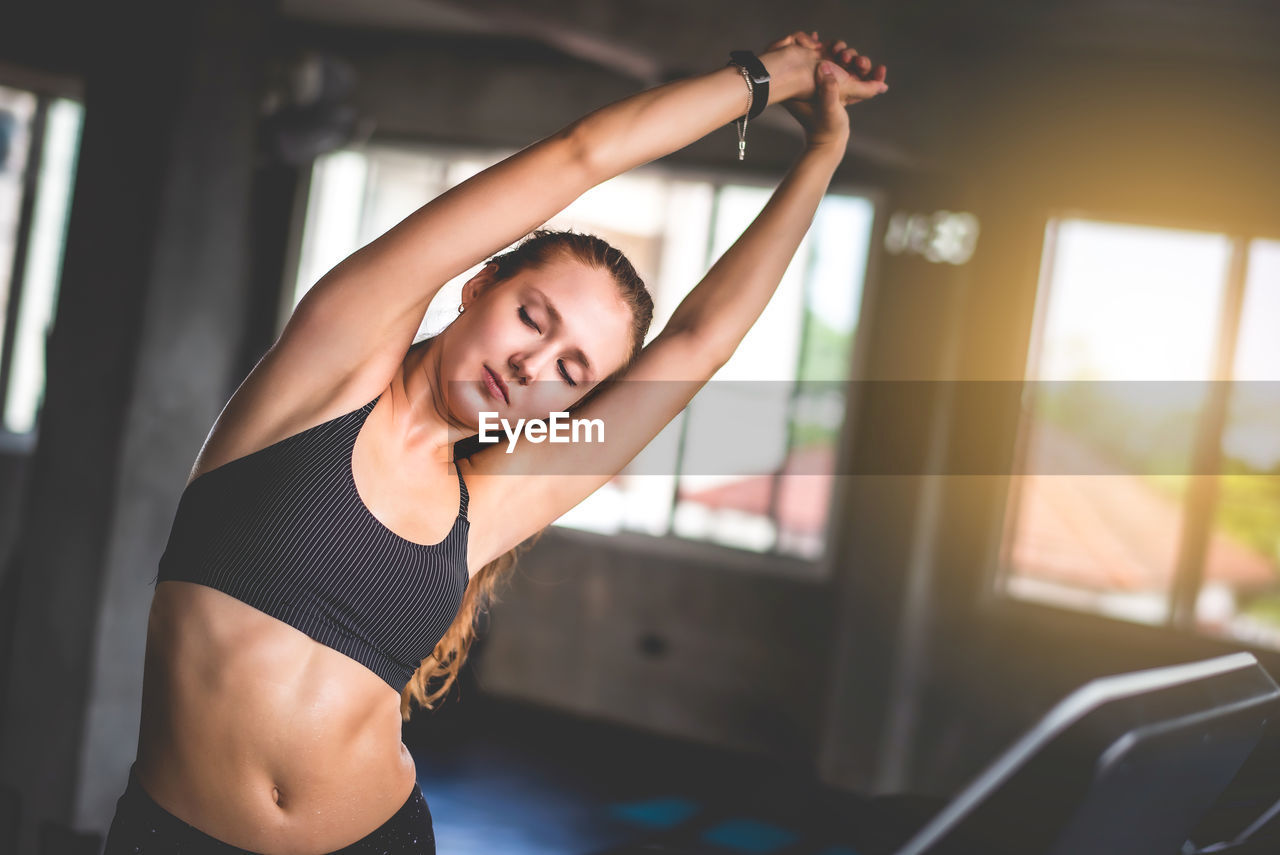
[155,395,470,692]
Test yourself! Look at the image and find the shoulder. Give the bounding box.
[188,347,393,486]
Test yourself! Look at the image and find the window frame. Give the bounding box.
[988,206,1280,654]
[286,137,889,576]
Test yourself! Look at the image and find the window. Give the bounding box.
[0,83,83,440]
[294,143,875,561]
[1000,217,1280,648]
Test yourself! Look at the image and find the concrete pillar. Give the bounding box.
[0,1,271,850]
[816,171,976,794]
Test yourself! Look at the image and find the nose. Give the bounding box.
[509,344,555,385]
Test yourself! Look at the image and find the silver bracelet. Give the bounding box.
[732,65,754,161]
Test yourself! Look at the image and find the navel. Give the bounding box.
[272,785,283,808]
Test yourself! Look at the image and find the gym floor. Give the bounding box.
[406,691,941,855]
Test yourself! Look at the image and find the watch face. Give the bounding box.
[730,50,770,83]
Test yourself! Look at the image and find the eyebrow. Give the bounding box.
[529,287,595,381]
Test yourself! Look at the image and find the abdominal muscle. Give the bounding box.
[134,580,418,855]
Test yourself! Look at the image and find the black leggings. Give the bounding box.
[103,764,435,855]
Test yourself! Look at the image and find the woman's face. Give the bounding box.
[436,254,635,432]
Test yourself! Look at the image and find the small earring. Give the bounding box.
[458,302,464,313]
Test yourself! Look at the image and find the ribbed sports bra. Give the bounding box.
[155,394,470,692]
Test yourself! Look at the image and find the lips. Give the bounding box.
[483,365,509,405]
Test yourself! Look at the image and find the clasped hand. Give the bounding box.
[763,30,889,148]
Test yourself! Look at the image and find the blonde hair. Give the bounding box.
[400,229,652,719]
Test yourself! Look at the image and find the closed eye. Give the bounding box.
[520,306,574,385]
[558,359,577,387]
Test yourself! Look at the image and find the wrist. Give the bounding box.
[802,136,848,165]
[759,46,818,104]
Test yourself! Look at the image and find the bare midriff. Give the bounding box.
[134,580,418,855]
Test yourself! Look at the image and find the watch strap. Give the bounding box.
[728,50,770,120]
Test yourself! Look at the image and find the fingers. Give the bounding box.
[843,55,887,92]
[772,30,888,95]
[845,76,889,101]
[818,37,885,86]
[823,62,888,102]
[818,62,843,109]
[788,30,822,50]
[767,30,821,51]
[810,61,851,143]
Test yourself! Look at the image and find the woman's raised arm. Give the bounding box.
[274,33,887,408]
[656,64,862,362]
[462,57,879,564]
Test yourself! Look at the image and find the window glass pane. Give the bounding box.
[779,196,874,558]
[0,86,38,363]
[5,98,83,434]
[797,196,871,382]
[1197,239,1280,646]
[673,186,790,552]
[674,381,790,552]
[1001,219,1233,624]
[359,149,448,245]
[672,191,872,556]
[292,150,370,310]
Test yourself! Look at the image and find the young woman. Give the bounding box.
[105,29,887,855]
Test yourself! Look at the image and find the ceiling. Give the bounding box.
[279,0,1280,77]
[277,0,1280,168]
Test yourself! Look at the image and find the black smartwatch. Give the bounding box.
[728,50,770,120]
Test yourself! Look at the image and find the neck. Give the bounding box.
[393,337,468,466]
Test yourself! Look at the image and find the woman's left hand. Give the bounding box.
[768,32,888,149]
[783,60,853,150]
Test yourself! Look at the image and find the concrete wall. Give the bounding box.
[474,529,832,757]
